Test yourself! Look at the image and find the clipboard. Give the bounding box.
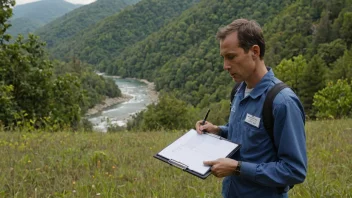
[154,129,241,179]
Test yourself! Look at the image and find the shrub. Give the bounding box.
[313,79,352,119]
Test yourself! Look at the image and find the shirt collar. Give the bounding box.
[241,67,275,99]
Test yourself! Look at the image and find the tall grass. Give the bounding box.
[0,119,351,197]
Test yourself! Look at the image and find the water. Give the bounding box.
[88,77,154,132]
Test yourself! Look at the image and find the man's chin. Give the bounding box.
[232,77,242,83]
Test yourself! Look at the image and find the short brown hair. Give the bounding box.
[216,19,265,59]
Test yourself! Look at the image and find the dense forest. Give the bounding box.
[120,0,352,130]
[0,0,121,131]
[39,0,200,65]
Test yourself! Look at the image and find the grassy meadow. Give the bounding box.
[0,119,351,198]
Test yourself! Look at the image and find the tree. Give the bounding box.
[313,10,332,45]
[329,48,352,82]
[313,79,352,119]
[317,39,346,66]
[0,34,54,128]
[0,84,14,127]
[0,0,15,44]
[340,12,352,46]
[139,94,193,130]
[50,74,83,130]
[274,55,307,95]
[299,55,327,114]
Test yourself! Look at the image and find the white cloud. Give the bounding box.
[16,0,40,5]
[15,0,96,6]
[65,0,96,4]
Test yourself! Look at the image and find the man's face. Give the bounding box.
[220,32,256,83]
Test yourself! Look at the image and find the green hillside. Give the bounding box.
[7,18,41,37]
[105,0,294,106]
[46,0,200,64]
[35,0,140,49]
[8,0,81,37]
[96,0,352,123]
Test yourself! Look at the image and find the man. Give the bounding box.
[195,19,307,198]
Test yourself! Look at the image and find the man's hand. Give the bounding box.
[195,120,220,135]
[203,158,238,178]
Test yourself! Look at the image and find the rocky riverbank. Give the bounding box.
[86,76,158,118]
[138,79,159,104]
[85,94,133,116]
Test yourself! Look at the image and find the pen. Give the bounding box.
[201,109,210,133]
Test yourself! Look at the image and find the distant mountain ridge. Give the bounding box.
[35,0,141,49]
[8,0,81,37]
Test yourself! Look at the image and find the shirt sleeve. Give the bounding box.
[239,97,307,187]
[218,123,229,139]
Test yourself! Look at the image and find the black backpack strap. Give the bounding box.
[230,82,242,108]
[263,82,289,151]
[262,82,292,194]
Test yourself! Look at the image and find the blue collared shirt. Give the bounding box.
[218,69,307,198]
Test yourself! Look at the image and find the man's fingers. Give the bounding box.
[203,160,217,166]
[196,120,206,134]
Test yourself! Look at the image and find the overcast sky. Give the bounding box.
[15,0,96,6]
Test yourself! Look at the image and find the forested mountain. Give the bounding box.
[7,18,41,37]
[102,0,351,129]
[105,0,294,107]
[45,0,200,64]
[35,0,140,49]
[8,0,81,37]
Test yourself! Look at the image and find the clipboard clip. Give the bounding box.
[168,159,188,170]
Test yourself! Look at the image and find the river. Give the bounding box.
[87,77,156,132]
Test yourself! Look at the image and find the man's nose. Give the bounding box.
[223,61,231,71]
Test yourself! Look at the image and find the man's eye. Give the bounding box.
[227,55,235,60]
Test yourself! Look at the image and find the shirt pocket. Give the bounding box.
[242,121,268,153]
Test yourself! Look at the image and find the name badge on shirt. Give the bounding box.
[245,113,261,128]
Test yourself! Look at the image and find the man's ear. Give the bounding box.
[251,45,260,59]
